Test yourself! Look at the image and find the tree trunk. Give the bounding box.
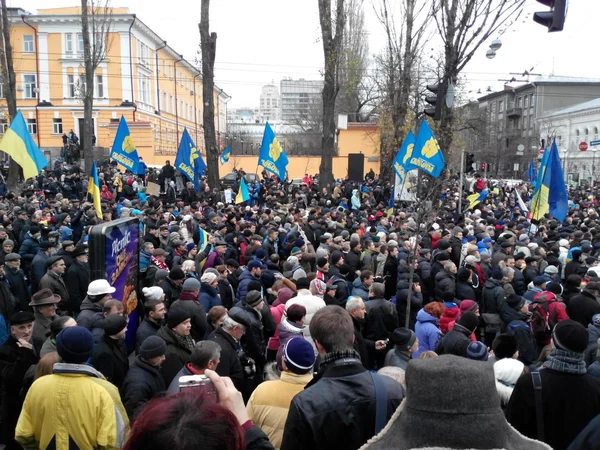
[318,0,345,187]
[0,0,19,189]
[81,0,95,175]
[200,0,219,189]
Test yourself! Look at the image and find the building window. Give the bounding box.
[530,94,535,107]
[153,124,157,139]
[27,119,37,135]
[0,119,6,134]
[139,76,150,104]
[584,128,589,142]
[162,60,166,75]
[170,95,174,113]
[94,33,104,52]
[53,118,63,135]
[169,65,173,79]
[138,41,149,67]
[77,34,84,53]
[524,96,528,109]
[67,74,76,97]
[23,74,37,98]
[96,74,104,98]
[517,97,522,108]
[65,34,73,53]
[163,92,168,112]
[23,35,34,53]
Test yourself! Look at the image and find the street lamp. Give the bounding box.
[486,38,502,59]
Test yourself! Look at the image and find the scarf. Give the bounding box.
[178,334,195,352]
[151,256,168,270]
[542,348,586,375]
[319,350,362,373]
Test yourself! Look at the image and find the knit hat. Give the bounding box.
[56,326,95,364]
[546,282,563,296]
[544,265,559,275]
[436,240,451,250]
[291,247,302,256]
[140,336,167,360]
[317,257,328,269]
[169,267,185,281]
[457,311,479,333]
[506,294,526,310]
[492,334,518,360]
[287,256,299,266]
[142,286,164,302]
[246,290,263,308]
[466,341,489,361]
[186,242,197,253]
[492,268,504,281]
[183,278,201,291]
[248,260,264,270]
[167,307,191,328]
[255,249,267,260]
[330,251,343,265]
[552,319,588,353]
[310,278,327,297]
[459,299,479,314]
[283,337,316,374]
[391,328,416,351]
[294,238,305,248]
[452,226,463,235]
[456,267,471,283]
[533,276,549,287]
[101,315,127,336]
[480,251,491,260]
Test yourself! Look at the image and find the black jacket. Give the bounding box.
[77,296,103,330]
[230,305,266,369]
[512,269,527,296]
[567,291,600,328]
[448,236,462,266]
[383,255,398,300]
[352,316,374,368]
[158,277,182,309]
[30,250,48,294]
[345,249,362,278]
[90,335,129,389]
[482,278,520,325]
[280,356,404,450]
[120,355,166,420]
[435,323,472,357]
[364,297,398,341]
[396,273,423,330]
[156,326,193,387]
[567,412,600,450]
[171,294,208,342]
[506,367,600,450]
[4,266,30,311]
[135,317,162,354]
[456,280,477,302]
[434,270,455,303]
[209,326,245,393]
[67,260,90,314]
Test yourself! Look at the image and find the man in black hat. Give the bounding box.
[4,254,30,311]
[30,241,54,294]
[91,314,129,389]
[506,319,600,450]
[55,240,75,272]
[67,245,90,315]
[18,225,41,276]
[39,256,70,314]
[0,311,38,450]
[29,288,61,353]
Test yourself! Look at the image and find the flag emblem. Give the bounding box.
[422,138,440,158]
[123,136,136,153]
[270,138,282,161]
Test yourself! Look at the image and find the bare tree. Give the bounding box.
[0,0,19,189]
[81,0,112,174]
[318,0,346,186]
[432,0,525,155]
[200,0,219,189]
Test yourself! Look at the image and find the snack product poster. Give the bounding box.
[105,220,139,351]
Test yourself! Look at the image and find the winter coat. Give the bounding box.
[218,278,236,310]
[31,310,53,353]
[414,308,442,358]
[383,348,411,370]
[506,366,600,450]
[171,293,208,342]
[285,290,325,349]
[156,326,193,387]
[15,363,128,450]
[120,355,166,420]
[417,257,433,299]
[198,282,222,311]
[482,278,518,325]
[90,335,129,389]
[230,305,266,368]
[351,278,370,302]
[237,269,260,303]
[364,297,398,341]
[345,249,362,279]
[18,233,40,267]
[76,297,103,330]
[448,236,462,267]
[209,326,246,394]
[506,320,539,366]
[158,277,182,308]
[30,250,48,293]
[456,280,477,302]
[328,274,350,305]
[434,270,455,303]
[383,255,399,300]
[39,271,70,314]
[494,358,525,407]
[435,323,472,357]
[5,266,30,311]
[396,274,423,330]
[66,260,89,314]
[512,269,527,296]
[280,356,404,450]
[246,371,313,450]
[135,317,162,354]
[567,291,600,328]
[352,316,373,368]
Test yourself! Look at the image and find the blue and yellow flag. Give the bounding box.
[236,177,250,204]
[110,116,141,173]
[547,140,568,221]
[175,128,206,190]
[87,161,102,219]
[258,122,288,180]
[387,186,395,218]
[199,227,211,252]
[220,147,231,166]
[409,120,445,178]
[0,110,47,179]
[466,189,488,210]
[392,131,416,184]
[531,146,551,220]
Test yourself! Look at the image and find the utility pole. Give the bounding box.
[458,149,465,213]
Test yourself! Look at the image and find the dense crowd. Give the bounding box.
[1,163,600,450]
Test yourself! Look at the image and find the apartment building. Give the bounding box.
[280,78,323,123]
[3,6,229,165]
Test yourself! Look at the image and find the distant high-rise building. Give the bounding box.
[259,83,281,122]
[280,78,323,123]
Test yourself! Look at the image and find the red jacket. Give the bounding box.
[533,291,569,345]
[440,304,460,334]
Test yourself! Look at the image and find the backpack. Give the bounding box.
[475,178,486,191]
[528,292,558,345]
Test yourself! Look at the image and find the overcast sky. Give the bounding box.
[19,0,600,107]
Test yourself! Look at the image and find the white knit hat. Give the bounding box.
[142,286,164,302]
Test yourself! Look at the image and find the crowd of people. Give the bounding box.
[1,164,600,450]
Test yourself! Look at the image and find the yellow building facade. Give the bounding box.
[4,6,229,166]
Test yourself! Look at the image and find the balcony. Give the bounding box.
[506,107,522,118]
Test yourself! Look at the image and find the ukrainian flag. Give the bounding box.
[199,227,211,252]
[0,110,48,179]
[531,139,567,221]
[236,177,250,204]
[387,187,395,218]
[220,147,231,165]
[87,161,102,219]
[466,189,488,210]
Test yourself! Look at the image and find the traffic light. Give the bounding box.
[424,83,446,121]
[481,162,486,171]
[533,0,566,32]
[465,153,475,172]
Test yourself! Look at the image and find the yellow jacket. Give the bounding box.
[246,371,313,450]
[15,364,129,450]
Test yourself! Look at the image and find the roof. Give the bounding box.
[532,76,600,84]
[477,76,600,102]
[544,98,600,118]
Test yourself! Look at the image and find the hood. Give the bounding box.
[80,296,102,312]
[352,189,358,196]
[200,282,219,297]
[442,305,460,320]
[484,278,502,289]
[435,270,452,282]
[416,309,438,324]
[352,278,368,290]
[493,358,525,385]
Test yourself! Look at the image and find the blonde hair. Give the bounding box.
[378,366,406,389]
[181,260,195,273]
[418,351,438,359]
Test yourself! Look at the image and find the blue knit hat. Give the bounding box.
[56,326,95,364]
[466,341,489,361]
[283,337,315,374]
